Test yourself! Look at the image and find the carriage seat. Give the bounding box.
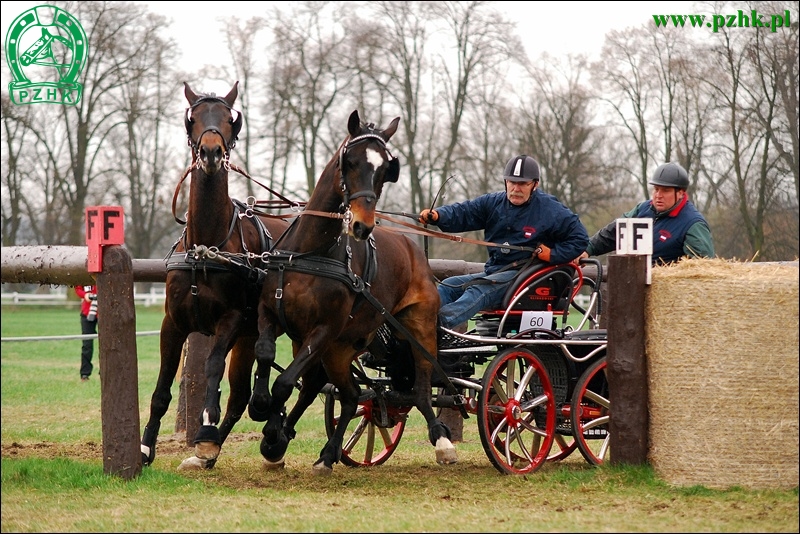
[474,261,579,336]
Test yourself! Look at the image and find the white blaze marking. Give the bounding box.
[365,147,384,171]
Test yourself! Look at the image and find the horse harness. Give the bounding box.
[256,229,467,416]
[165,198,273,335]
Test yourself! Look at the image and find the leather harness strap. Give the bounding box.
[165,199,275,334]
[263,238,467,416]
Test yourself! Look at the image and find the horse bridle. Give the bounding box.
[337,132,394,206]
[184,95,243,157]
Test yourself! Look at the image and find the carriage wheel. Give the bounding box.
[570,356,610,465]
[323,388,408,467]
[548,433,578,461]
[322,355,410,468]
[477,347,556,475]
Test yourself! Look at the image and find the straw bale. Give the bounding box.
[645,258,799,489]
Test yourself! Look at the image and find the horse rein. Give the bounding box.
[375,212,538,254]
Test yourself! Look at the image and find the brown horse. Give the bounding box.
[249,110,457,475]
[140,81,287,470]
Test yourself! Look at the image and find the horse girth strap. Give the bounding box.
[268,241,378,343]
[166,254,231,336]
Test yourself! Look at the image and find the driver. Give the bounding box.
[419,154,589,331]
[578,162,714,266]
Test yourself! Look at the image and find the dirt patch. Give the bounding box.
[1,431,263,462]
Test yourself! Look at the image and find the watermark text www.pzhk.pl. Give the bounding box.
[653,10,792,33]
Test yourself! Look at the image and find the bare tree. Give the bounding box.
[520,53,608,218]
[344,1,437,218]
[427,1,526,195]
[593,28,655,199]
[221,16,269,199]
[703,7,787,260]
[104,21,182,260]
[1,95,31,245]
[264,1,353,197]
[751,1,799,205]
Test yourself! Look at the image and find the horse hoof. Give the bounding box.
[177,456,210,470]
[312,460,333,476]
[194,441,221,460]
[435,437,458,465]
[262,457,285,471]
[248,402,270,422]
[141,444,155,466]
[260,434,289,462]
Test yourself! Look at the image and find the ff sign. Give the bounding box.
[616,217,653,284]
[616,218,653,255]
[85,206,124,272]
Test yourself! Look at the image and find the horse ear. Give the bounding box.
[385,157,400,183]
[383,116,400,141]
[184,82,198,106]
[224,81,239,107]
[348,110,361,137]
[231,109,243,141]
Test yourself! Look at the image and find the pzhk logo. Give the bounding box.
[5,5,88,106]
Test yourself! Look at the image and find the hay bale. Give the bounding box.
[646,258,799,489]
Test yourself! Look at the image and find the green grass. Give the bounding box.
[1,305,798,532]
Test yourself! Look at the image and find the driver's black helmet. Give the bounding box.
[649,162,689,190]
[503,155,540,182]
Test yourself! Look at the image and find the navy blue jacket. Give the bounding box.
[435,189,589,273]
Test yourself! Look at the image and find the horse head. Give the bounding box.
[184,81,243,175]
[337,109,400,240]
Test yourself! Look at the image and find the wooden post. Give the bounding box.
[182,333,213,447]
[96,245,142,480]
[174,344,187,434]
[606,255,648,465]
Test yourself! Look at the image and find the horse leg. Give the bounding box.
[249,324,277,422]
[180,315,241,470]
[407,316,458,465]
[268,362,328,460]
[141,316,186,466]
[259,334,326,469]
[312,355,360,476]
[194,337,254,469]
[218,337,256,443]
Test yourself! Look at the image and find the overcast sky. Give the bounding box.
[3,1,702,93]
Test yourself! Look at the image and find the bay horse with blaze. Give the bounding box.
[248,110,457,474]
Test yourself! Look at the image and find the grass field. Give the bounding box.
[1,305,797,532]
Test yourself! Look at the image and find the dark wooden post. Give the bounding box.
[174,343,187,434]
[606,255,648,465]
[96,245,142,480]
[182,333,213,447]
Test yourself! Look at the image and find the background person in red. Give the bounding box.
[74,284,98,381]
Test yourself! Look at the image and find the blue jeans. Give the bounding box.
[437,270,519,329]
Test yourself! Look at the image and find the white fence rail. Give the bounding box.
[1,288,166,307]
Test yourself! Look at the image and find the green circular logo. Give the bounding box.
[5,4,88,105]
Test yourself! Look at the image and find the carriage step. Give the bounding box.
[437,329,485,350]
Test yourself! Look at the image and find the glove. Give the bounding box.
[419,209,438,224]
[535,244,551,262]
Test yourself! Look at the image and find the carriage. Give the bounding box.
[320,257,609,475]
